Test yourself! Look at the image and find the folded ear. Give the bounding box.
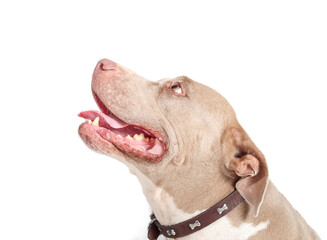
[222,126,269,217]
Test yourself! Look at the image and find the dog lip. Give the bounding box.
[78,120,167,162]
[78,110,129,129]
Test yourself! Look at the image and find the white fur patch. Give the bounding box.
[129,166,269,240]
[183,218,269,240]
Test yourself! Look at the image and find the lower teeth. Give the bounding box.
[86,118,152,143]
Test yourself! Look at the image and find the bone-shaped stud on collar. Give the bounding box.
[217,204,228,215]
[166,229,176,236]
[189,220,201,230]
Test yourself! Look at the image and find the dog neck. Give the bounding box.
[131,166,192,225]
[130,166,270,240]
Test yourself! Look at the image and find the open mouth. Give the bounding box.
[78,91,167,162]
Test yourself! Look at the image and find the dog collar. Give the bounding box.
[147,189,244,239]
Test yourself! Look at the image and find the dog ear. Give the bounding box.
[221,126,269,217]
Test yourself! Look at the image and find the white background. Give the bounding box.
[1,0,326,239]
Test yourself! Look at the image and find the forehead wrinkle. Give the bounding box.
[157,78,172,86]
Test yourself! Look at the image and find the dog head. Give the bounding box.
[78,59,269,217]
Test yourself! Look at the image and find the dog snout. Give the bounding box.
[92,59,119,91]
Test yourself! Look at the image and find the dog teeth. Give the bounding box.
[126,135,133,140]
[133,133,150,142]
[86,117,100,126]
[120,133,151,142]
[133,133,145,141]
[85,120,153,143]
[92,117,100,127]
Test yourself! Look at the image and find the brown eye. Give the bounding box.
[169,82,185,95]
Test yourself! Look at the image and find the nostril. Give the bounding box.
[99,62,107,71]
[99,59,117,71]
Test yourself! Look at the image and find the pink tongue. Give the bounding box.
[79,110,129,129]
[148,139,164,155]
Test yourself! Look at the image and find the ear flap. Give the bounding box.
[222,126,269,217]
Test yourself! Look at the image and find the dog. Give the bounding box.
[78,59,320,240]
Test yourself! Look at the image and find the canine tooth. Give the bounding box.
[145,137,149,142]
[86,119,92,124]
[117,134,123,138]
[92,117,100,126]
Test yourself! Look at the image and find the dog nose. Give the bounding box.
[97,59,117,71]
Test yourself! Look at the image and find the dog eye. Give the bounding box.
[169,82,184,95]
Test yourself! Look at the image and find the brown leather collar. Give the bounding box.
[148,189,244,239]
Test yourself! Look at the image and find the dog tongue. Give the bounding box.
[78,110,129,129]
